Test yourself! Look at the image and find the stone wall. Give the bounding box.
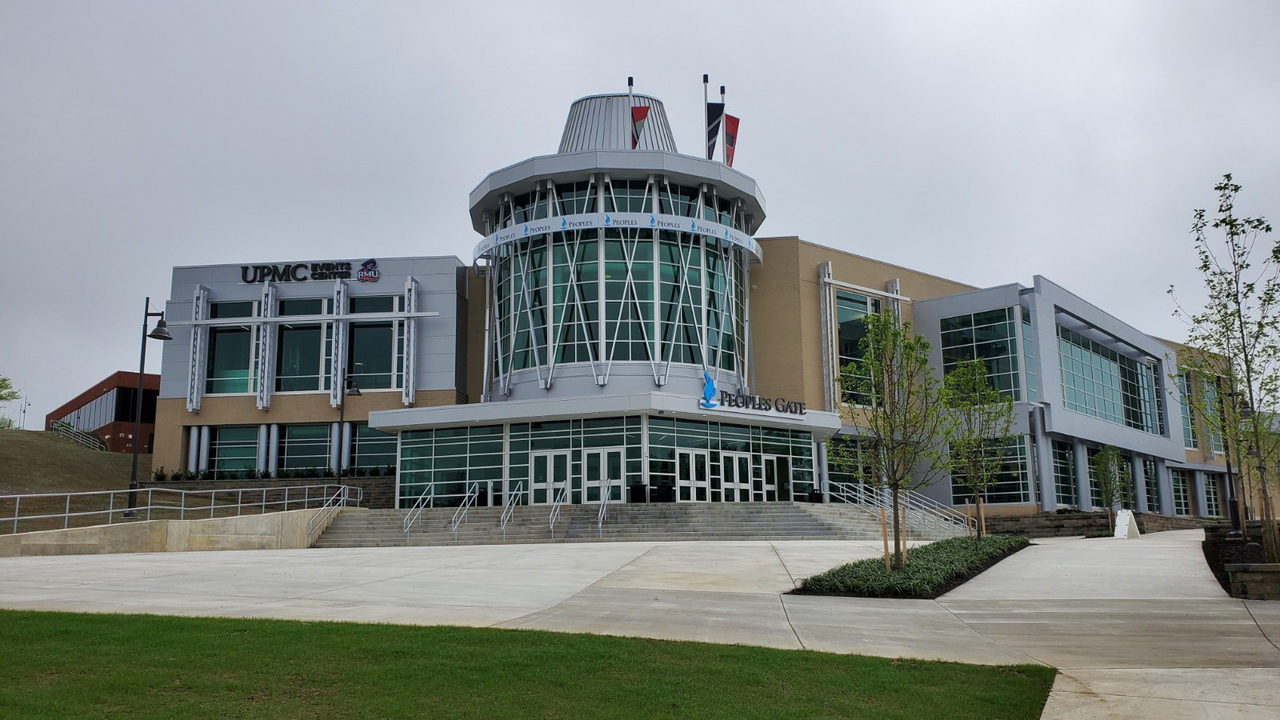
[141,476,397,509]
[985,511,1222,538]
[1226,563,1280,600]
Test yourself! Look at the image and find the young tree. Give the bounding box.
[943,359,1016,539]
[1171,174,1280,561]
[830,312,949,570]
[1090,445,1132,534]
[0,376,20,404]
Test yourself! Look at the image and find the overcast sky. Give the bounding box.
[2,0,1278,426]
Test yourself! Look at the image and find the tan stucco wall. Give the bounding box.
[751,236,974,413]
[0,507,355,557]
[152,389,457,473]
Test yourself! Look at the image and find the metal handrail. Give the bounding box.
[403,485,436,534]
[50,421,107,451]
[450,483,479,538]
[548,484,570,538]
[1,484,363,535]
[306,485,357,535]
[596,482,613,537]
[500,482,525,540]
[828,481,973,535]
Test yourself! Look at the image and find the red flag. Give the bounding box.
[631,106,650,149]
[724,115,740,167]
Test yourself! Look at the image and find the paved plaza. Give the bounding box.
[1,528,1277,718]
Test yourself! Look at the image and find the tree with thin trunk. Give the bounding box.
[1091,445,1131,534]
[830,311,948,570]
[1171,174,1280,562]
[0,376,19,404]
[943,359,1015,539]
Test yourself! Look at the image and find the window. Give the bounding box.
[210,426,257,477]
[1204,473,1221,517]
[1170,469,1191,516]
[836,291,881,406]
[348,296,402,390]
[279,424,330,474]
[1177,372,1199,449]
[276,298,329,392]
[1200,379,1225,453]
[940,308,1021,399]
[1052,440,1077,507]
[1143,458,1161,514]
[950,436,1032,505]
[1057,325,1165,435]
[353,424,397,470]
[1021,307,1038,402]
[205,302,257,394]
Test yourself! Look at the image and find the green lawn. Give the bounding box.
[0,610,1055,719]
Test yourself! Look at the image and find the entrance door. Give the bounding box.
[677,450,710,502]
[583,448,625,504]
[760,455,791,502]
[531,451,571,504]
[721,453,752,502]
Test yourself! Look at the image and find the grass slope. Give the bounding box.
[0,429,147,495]
[0,611,1055,720]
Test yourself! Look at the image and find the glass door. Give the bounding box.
[721,452,752,502]
[677,450,710,502]
[760,455,790,502]
[583,448,625,504]
[531,451,571,504]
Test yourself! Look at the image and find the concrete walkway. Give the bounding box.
[0,530,1277,718]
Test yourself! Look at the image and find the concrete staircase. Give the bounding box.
[313,502,907,548]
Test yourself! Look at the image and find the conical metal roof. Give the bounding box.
[557,94,678,153]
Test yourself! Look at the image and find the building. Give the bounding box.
[45,371,160,453]
[151,91,1235,521]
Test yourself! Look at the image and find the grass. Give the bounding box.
[796,535,1031,599]
[0,429,147,495]
[0,610,1055,719]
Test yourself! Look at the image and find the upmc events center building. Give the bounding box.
[152,93,1231,520]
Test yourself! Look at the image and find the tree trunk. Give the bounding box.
[891,485,904,571]
[1107,507,1114,535]
[975,496,986,540]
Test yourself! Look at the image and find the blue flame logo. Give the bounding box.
[523,224,529,236]
[690,220,697,231]
[699,371,717,409]
[604,214,611,226]
[561,217,568,229]
[649,215,656,227]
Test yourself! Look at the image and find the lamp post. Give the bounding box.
[335,375,361,478]
[127,297,173,515]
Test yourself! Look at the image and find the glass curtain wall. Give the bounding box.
[835,291,880,405]
[949,436,1033,505]
[1051,439,1077,507]
[276,298,329,391]
[209,426,257,477]
[206,302,258,394]
[940,308,1022,399]
[1057,325,1165,435]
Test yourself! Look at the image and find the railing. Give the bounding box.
[828,481,974,537]
[450,483,479,538]
[50,421,107,452]
[501,482,525,540]
[548,485,570,538]
[1,484,363,536]
[402,486,436,534]
[596,484,614,537]
[306,485,362,535]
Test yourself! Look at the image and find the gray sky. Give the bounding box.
[2,0,1278,426]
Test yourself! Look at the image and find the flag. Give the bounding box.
[706,102,724,159]
[631,106,650,149]
[724,115,740,167]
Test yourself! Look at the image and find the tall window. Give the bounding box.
[1170,469,1191,516]
[1021,307,1038,402]
[1204,474,1221,517]
[950,436,1032,505]
[349,296,402,390]
[1057,325,1165,435]
[1143,458,1161,514]
[1177,372,1199,449]
[836,291,881,405]
[940,308,1021,399]
[279,424,331,473]
[1200,379,1225,453]
[276,298,329,391]
[206,301,257,394]
[1052,440,1077,507]
[209,426,257,476]
[353,424,397,470]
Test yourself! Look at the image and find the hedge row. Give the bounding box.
[797,535,1030,599]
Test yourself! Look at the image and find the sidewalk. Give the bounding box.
[0,530,1276,717]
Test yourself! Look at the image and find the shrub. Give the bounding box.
[152,467,167,482]
[797,535,1030,599]
[170,469,184,482]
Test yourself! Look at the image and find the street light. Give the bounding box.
[335,375,361,477]
[127,297,172,515]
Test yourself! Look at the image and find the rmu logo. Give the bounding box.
[356,259,381,282]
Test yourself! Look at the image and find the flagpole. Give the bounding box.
[628,76,634,149]
[720,85,726,166]
[703,74,709,160]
